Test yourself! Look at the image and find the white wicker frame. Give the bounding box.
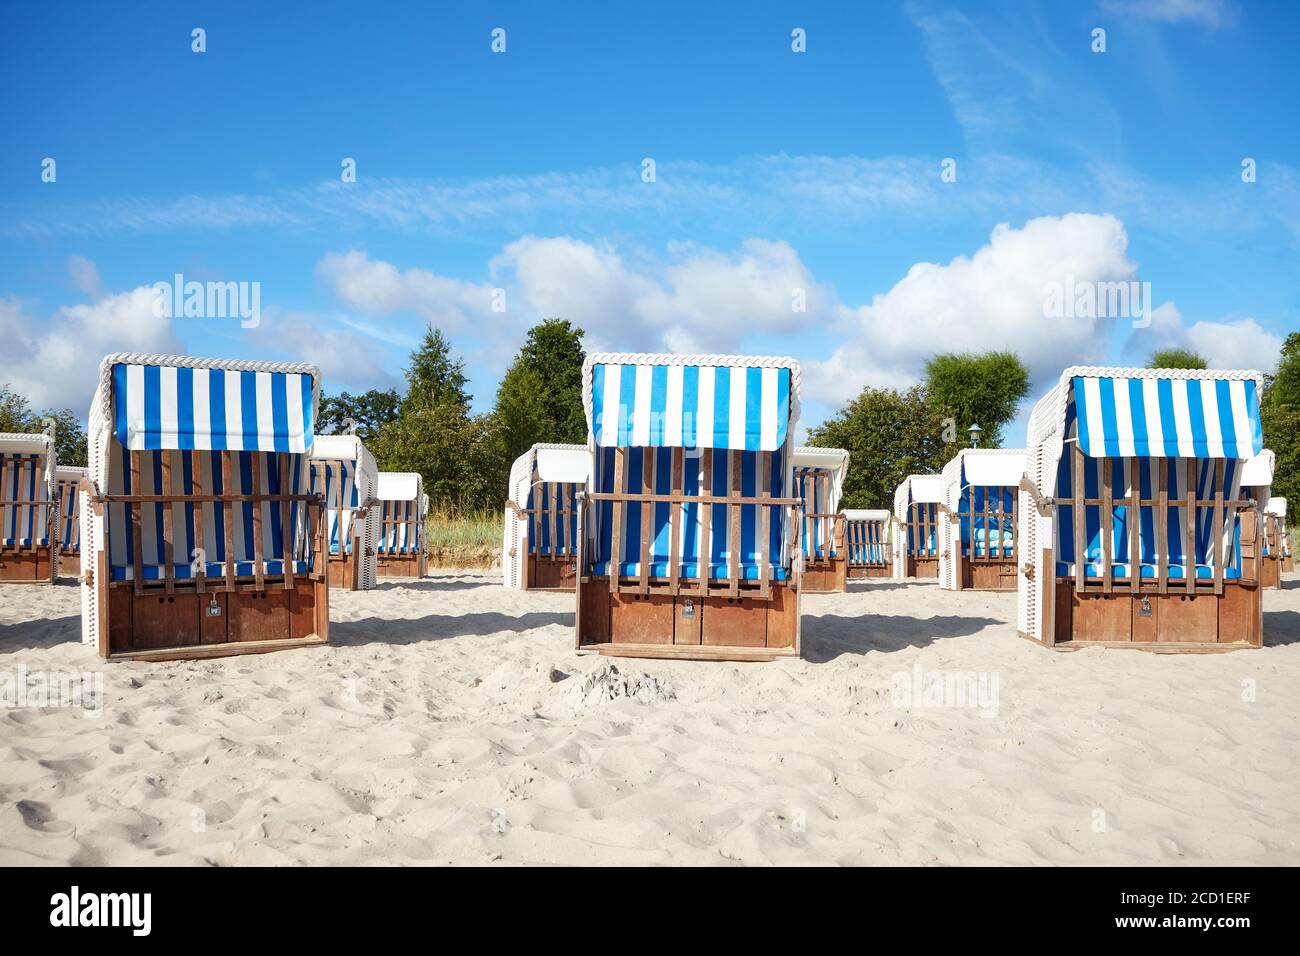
[502,442,589,589]
[311,434,379,591]
[1016,365,1265,643]
[892,474,944,580]
[937,448,1027,591]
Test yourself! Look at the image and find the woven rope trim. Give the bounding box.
[96,353,322,429]
[581,353,803,437]
[0,432,53,445]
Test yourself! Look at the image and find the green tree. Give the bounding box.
[1261,333,1300,519]
[0,386,86,467]
[807,384,955,509]
[369,327,505,511]
[401,328,470,414]
[318,388,400,442]
[923,351,1030,449]
[1263,332,1300,410]
[43,408,88,468]
[1148,348,1208,370]
[492,318,587,462]
[0,386,33,433]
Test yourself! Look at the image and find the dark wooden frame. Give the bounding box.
[374,497,427,578]
[0,452,56,585]
[846,516,891,578]
[1040,443,1262,651]
[903,500,940,578]
[509,476,581,591]
[55,476,81,578]
[90,449,330,661]
[1260,512,1283,589]
[799,467,846,593]
[309,458,372,591]
[576,446,802,661]
[950,482,1018,591]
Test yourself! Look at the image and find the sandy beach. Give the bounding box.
[2,572,1298,866]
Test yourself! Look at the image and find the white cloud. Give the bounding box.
[250,308,400,393]
[68,255,104,300]
[0,285,181,414]
[1101,0,1233,29]
[492,235,826,355]
[1132,302,1283,372]
[315,250,497,329]
[804,214,1139,406]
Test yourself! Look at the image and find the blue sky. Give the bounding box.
[2,0,1297,438]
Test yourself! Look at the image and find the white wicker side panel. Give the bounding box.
[891,521,904,580]
[81,419,108,649]
[937,511,953,590]
[80,494,102,647]
[1016,487,1036,638]
[502,452,532,589]
[360,470,377,591]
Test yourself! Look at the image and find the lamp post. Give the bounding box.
[968,423,982,448]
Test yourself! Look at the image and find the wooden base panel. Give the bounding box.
[1050,579,1261,650]
[102,577,328,660]
[963,560,1017,591]
[57,553,81,578]
[578,578,799,658]
[908,557,939,578]
[578,642,797,662]
[802,556,847,593]
[0,547,54,583]
[526,555,577,591]
[326,553,363,590]
[848,565,892,579]
[376,553,425,577]
[1260,555,1282,589]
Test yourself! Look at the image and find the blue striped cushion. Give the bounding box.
[593,560,788,581]
[1055,561,1241,580]
[111,560,310,582]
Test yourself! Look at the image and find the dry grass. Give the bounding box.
[425,508,501,568]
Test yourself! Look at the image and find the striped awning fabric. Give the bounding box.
[112,362,315,452]
[590,361,792,451]
[1072,375,1262,460]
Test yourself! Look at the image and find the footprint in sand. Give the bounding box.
[15,800,75,836]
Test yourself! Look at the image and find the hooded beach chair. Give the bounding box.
[1267,497,1293,573]
[1017,366,1266,650]
[938,448,1026,591]
[374,472,427,578]
[793,446,850,593]
[79,354,329,660]
[844,508,892,578]
[0,432,57,583]
[893,474,944,579]
[1260,489,1286,589]
[502,443,589,590]
[54,465,87,578]
[309,434,379,591]
[576,353,803,660]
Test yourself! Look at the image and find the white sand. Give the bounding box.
[2,572,1299,866]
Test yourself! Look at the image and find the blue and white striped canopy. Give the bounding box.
[1073,375,1262,460]
[112,362,316,452]
[590,361,793,451]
